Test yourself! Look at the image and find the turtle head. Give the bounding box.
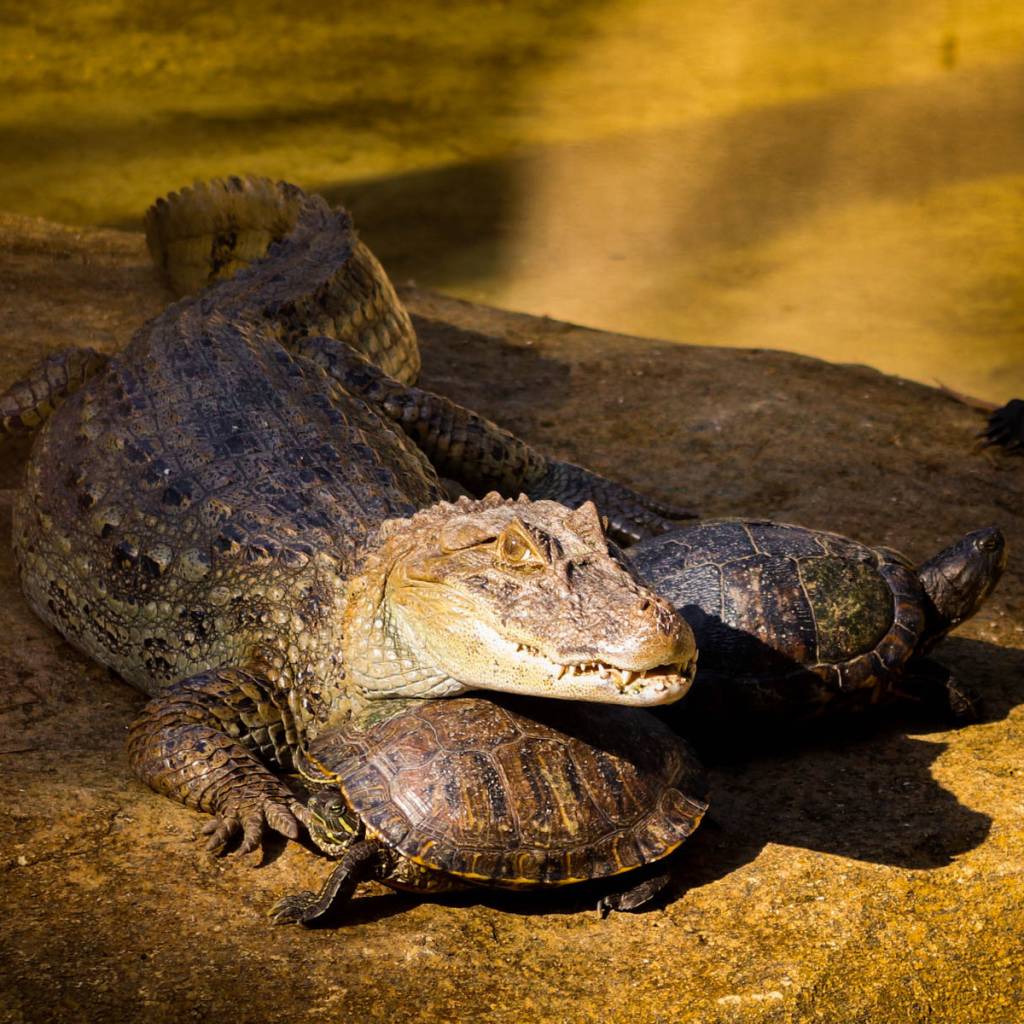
[304,789,362,856]
[344,494,697,706]
[917,526,1007,649]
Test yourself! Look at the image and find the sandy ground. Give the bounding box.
[0,213,1022,1023]
[2,1,1024,401]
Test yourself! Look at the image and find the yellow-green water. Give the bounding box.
[3,0,1023,401]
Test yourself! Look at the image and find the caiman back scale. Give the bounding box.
[5,177,696,856]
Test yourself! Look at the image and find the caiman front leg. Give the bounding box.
[0,347,109,436]
[126,667,308,854]
[289,335,695,544]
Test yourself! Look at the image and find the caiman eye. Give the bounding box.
[440,521,498,553]
[495,518,547,570]
[978,535,1001,553]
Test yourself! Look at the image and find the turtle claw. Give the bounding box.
[596,869,671,918]
[268,841,385,926]
[268,890,322,926]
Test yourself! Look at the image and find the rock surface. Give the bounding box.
[0,213,1022,1024]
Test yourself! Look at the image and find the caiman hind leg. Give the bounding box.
[126,667,309,854]
[289,335,695,544]
[979,399,1024,453]
[0,347,109,437]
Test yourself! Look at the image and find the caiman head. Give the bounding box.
[344,494,698,706]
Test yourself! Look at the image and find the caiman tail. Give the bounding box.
[144,176,308,298]
[144,175,420,383]
[0,177,422,441]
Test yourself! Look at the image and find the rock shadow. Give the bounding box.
[413,313,574,434]
[653,627,1014,896]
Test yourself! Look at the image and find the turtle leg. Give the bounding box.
[896,657,983,723]
[597,869,672,917]
[269,839,393,926]
[126,667,308,856]
[289,334,695,544]
[978,398,1024,453]
[0,347,109,437]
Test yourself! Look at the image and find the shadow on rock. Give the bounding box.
[412,312,574,433]
[933,634,1024,725]
[661,698,999,903]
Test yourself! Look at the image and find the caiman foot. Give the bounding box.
[126,668,306,858]
[0,346,108,437]
[979,398,1024,453]
[201,794,310,856]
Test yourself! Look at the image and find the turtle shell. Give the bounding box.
[628,519,927,712]
[302,695,708,888]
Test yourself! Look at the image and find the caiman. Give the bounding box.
[3,177,698,856]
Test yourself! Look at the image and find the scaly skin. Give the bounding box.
[144,176,422,385]
[7,177,696,855]
[292,333,692,544]
[0,347,109,435]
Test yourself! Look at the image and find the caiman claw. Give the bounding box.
[202,795,310,856]
[979,399,1024,453]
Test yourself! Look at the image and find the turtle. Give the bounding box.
[627,519,1007,722]
[269,694,709,924]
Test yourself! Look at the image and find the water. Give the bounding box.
[3,0,1022,401]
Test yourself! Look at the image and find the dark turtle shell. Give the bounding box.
[300,695,708,887]
[628,519,927,712]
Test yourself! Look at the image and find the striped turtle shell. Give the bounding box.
[299,695,708,888]
[628,519,927,713]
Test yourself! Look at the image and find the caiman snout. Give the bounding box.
[541,590,699,706]
[624,591,698,674]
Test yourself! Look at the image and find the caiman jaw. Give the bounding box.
[511,641,699,705]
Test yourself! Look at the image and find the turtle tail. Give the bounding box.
[144,176,308,297]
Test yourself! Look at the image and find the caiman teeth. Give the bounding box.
[513,639,695,692]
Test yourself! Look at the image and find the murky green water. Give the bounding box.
[3,0,1023,401]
